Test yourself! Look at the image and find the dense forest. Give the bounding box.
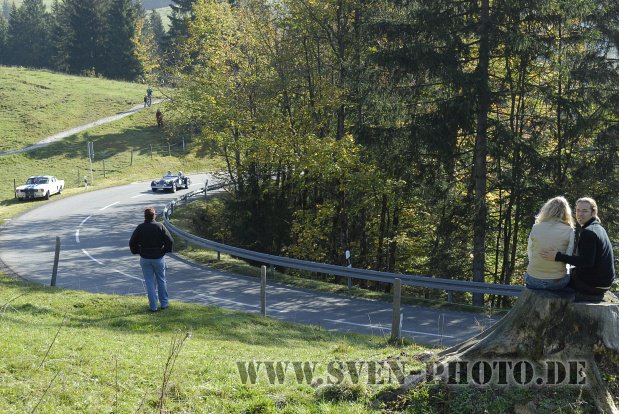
[2,0,618,304]
[0,0,166,79]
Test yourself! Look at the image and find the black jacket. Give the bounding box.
[129,220,174,259]
[555,217,615,288]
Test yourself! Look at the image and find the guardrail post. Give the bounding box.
[447,291,453,303]
[203,179,209,200]
[270,265,274,278]
[391,278,402,341]
[260,265,267,316]
[51,236,60,286]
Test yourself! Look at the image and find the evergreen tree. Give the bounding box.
[63,0,107,75]
[6,0,52,68]
[163,0,196,63]
[2,0,9,19]
[0,15,7,65]
[49,0,70,71]
[101,0,140,79]
[148,9,165,52]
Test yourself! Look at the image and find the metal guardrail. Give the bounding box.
[163,186,524,298]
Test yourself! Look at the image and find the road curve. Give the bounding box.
[0,175,499,346]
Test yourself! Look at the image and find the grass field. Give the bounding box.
[0,273,423,413]
[0,67,148,152]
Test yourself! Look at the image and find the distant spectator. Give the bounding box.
[156,109,163,128]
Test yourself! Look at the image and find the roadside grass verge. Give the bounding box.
[0,272,429,413]
[169,198,509,316]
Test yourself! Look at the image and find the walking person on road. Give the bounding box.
[129,207,174,311]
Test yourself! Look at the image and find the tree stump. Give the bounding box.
[391,290,619,413]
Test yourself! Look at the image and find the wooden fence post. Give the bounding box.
[150,144,153,159]
[260,265,267,316]
[103,160,106,178]
[51,236,60,286]
[391,278,402,341]
[130,150,133,166]
[13,178,16,198]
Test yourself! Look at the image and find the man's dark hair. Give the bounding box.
[144,207,156,222]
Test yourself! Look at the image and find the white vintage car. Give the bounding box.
[15,176,64,200]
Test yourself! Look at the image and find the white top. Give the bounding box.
[527,220,575,279]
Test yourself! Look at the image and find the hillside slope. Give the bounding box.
[0,67,146,153]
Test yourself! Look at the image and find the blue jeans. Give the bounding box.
[140,256,168,311]
[525,272,570,290]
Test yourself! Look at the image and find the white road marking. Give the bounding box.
[100,201,119,211]
[113,269,143,281]
[79,216,91,226]
[131,194,147,198]
[323,318,455,338]
[82,249,103,265]
[75,229,80,243]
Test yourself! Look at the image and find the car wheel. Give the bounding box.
[44,191,50,200]
[171,183,176,193]
[152,188,157,192]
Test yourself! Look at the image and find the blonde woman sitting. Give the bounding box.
[525,196,575,290]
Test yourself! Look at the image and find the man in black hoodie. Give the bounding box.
[541,197,615,301]
[129,207,174,311]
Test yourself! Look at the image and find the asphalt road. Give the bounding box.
[0,174,499,346]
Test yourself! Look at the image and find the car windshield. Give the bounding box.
[164,173,177,178]
[36,178,48,184]
[26,178,36,184]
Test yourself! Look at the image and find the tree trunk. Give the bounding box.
[383,290,619,413]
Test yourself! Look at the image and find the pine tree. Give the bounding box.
[2,0,9,19]
[49,0,70,71]
[101,0,140,79]
[0,15,7,65]
[148,9,165,52]
[163,0,196,63]
[6,0,52,68]
[63,0,107,75]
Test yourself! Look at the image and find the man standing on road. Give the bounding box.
[541,197,615,301]
[129,207,174,311]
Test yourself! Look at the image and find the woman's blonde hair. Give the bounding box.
[535,196,575,228]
